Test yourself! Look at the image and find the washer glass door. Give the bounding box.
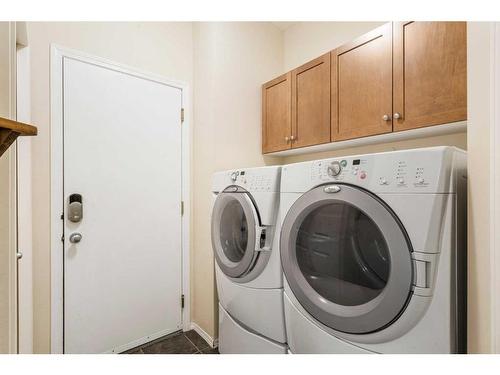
[212,188,260,278]
[281,183,414,334]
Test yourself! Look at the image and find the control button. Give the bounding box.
[398,178,405,185]
[327,161,342,177]
[352,170,358,175]
[340,160,348,167]
[380,178,388,185]
[417,178,425,184]
[359,171,367,180]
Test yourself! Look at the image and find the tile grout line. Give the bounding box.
[183,333,204,353]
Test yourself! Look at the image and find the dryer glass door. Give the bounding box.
[281,183,414,334]
[212,189,260,278]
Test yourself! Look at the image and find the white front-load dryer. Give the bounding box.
[279,147,467,354]
[211,166,286,354]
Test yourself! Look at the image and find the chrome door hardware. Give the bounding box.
[68,193,83,223]
[16,252,23,260]
[324,185,341,193]
[69,232,83,243]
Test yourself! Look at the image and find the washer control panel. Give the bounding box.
[213,167,281,193]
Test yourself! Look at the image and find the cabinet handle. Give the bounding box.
[382,114,391,121]
[393,112,401,120]
[290,135,296,142]
[285,136,290,143]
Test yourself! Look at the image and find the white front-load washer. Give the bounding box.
[279,147,467,353]
[211,166,286,354]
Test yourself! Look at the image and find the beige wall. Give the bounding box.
[27,22,194,353]
[192,22,283,338]
[283,22,384,71]
[466,22,493,353]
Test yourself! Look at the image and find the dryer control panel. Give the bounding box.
[281,147,466,194]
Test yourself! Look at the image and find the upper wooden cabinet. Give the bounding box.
[291,53,331,148]
[393,22,467,131]
[261,22,467,154]
[331,23,393,141]
[262,72,291,153]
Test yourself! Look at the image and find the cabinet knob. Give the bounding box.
[290,135,296,142]
[285,136,290,142]
[393,112,401,120]
[382,114,391,121]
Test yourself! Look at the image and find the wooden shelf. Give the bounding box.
[0,116,37,157]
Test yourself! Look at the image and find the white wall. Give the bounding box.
[27,22,194,353]
[192,22,283,339]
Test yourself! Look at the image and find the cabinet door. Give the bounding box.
[393,22,467,131]
[332,23,393,141]
[262,73,292,153]
[291,53,330,149]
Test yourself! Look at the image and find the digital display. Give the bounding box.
[352,159,361,165]
[240,171,245,175]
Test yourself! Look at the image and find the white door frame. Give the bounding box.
[492,22,500,354]
[49,44,191,354]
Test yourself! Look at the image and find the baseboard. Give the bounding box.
[190,322,218,348]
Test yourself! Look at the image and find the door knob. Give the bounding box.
[16,252,23,260]
[382,114,391,121]
[69,232,83,243]
[393,112,401,120]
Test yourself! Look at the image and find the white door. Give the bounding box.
[63,57,183,354]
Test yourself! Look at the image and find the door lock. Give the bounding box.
[68,193,83,223]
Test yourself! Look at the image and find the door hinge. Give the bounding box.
[181,201,184,216]
[61,235,64,242]
[181,294,185,309]
[181,108,185,123]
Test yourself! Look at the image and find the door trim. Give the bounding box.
[49,44,191,353]
[491,22,500,354]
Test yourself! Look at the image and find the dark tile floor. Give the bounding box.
[122,330,219,354]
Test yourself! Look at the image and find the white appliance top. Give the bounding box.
[212,165,281,193]
[281,146,466,194]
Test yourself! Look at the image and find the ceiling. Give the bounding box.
[271,22,298,31]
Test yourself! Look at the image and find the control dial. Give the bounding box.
[327,161,342,177]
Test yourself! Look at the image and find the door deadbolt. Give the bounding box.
[68,193,83,223]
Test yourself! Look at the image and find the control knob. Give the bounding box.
[327,161,342,177]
